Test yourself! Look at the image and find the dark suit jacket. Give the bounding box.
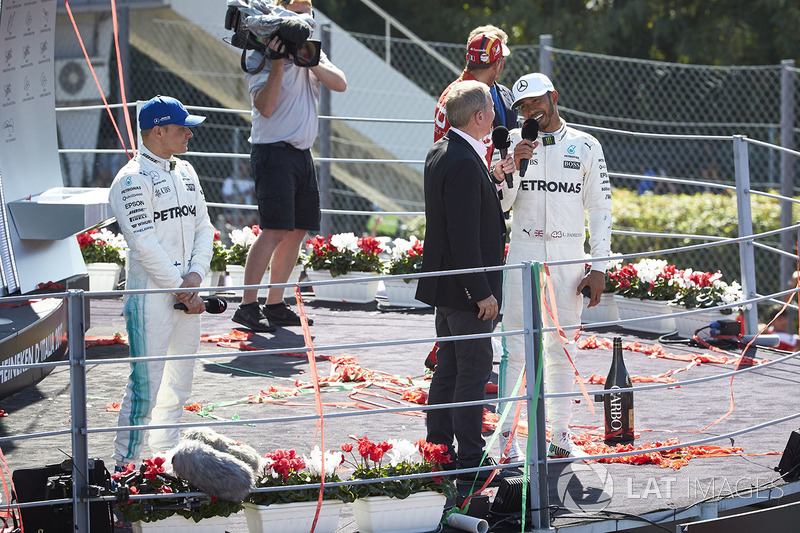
[415,130,507,311]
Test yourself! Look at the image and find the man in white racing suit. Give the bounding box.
[498,73,612,460]
[109,95,214,465]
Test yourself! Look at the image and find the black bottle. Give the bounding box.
[604,337,634,444]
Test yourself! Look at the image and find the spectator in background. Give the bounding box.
[222,159,257,227]
[232,0,347,332]
[763,303,800,352]
[434,24,518,166]
[637,167,656,195]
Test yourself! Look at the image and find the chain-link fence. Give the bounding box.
[54,15,800,296]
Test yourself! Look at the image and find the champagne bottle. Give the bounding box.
[604,337,634,444]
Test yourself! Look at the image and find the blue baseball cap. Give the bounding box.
[138,95,206,130]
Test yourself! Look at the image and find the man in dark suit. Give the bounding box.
[416,80,514,483]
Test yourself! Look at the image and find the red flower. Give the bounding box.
[341,443,353,453]
[213,229,221,241]
[250,225,261,237]
[143,457,166,480]
[111,462,136,480]
[409,240,424,258]
[265,449,306,482]
[357,236,382,256]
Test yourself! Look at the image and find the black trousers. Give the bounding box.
[426,305,494,468]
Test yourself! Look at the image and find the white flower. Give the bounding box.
[720,281,743,305]
[259,457,279,479]
[633,258,668,284]
[230,226,258,248]
[330,232,358,251]
[304,447,344,478]
[96,228,126,250]
[606,256,623,272]
[385,439,421,467]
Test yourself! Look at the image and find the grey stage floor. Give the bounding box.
[0,290,798,532]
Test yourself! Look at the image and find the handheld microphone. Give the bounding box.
[519,118,540,177]
[174,297,228,314]
[491,126,513,188]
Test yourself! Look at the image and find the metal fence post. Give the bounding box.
[384,18,391,65]
[780,59,796,292]
[521,262,549,530]
[319,23,333,236]
[732,136,758,334]
[539,35,553,79]
[67,290,90,532]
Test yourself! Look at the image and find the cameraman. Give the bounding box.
[233,0,347,331]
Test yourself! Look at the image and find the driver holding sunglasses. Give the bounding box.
[233,0,347,332]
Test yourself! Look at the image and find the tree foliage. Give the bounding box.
[316,0,800,65]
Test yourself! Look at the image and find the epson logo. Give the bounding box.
[125,200,145,209]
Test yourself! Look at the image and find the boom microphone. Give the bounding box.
[491,126,513,188]
[519,118,540,178]
[173,297,228,314]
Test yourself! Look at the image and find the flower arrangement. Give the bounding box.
[607,259,742,311]
[607,258,680,301]
[227,225,261,267]
[76,228,125,266]
[343,437,457,500]
[387,237,423,282]
[304,233,384,277]
[210,229,228,272]
[111,457,243,524]
[672,268,742,311]
[247,447,355,507]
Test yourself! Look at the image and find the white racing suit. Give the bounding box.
[109,145,214,463]
[498,120,612,437]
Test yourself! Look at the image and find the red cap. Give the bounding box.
[466,33,510,64]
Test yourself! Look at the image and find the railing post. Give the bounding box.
[319,23,333,236]
[780,59,796,291]
[539,35,553,78]
[732,135,758,334]
[521,262,549,530]
[67,290,90,532]
[384,18,391,65]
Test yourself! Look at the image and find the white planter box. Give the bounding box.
[673,307,730,339]
[614,295,676,334]
[131,515,228,533]
[86,262,122,292]
[242,500,343,533]
[383,278,429,308]
[352,491,446,533]
[581,294,619,324]
[306,270,379,304]
[199,271,224,296]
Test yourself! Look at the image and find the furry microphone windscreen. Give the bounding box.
[171,440,255,502]
[181,427,261,471]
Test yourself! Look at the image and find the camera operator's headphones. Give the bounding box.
[224,6,321,73]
